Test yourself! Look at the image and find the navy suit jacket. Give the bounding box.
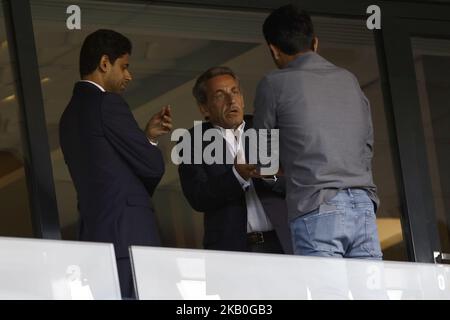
[59,82,164,258]
[178,116,293,254]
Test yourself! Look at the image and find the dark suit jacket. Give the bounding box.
[178,115,292,254]
[59,81,164,258]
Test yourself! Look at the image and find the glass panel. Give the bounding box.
[0,4,33,237]
[30,0,257,243]
[412,37,450,253]
[30,1,407,260]
[131,246,450,300]
[0,237,121,299]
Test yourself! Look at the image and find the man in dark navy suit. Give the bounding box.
[59,29,172,298]
[178,66,292,255]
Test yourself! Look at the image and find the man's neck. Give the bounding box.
[213,121,245,131]
[281,50,313,68]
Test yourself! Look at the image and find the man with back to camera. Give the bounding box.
[178,66,292,254]
[59,29,172,298]
[253,5,383,259]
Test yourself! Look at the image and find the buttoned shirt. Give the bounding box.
[214,121,273,233]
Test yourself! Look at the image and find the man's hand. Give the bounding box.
[237,165,283,181]
[234,157,258,181]
[145,105,173,142]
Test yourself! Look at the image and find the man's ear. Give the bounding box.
[198,104,210,119]
[99,54,111,73]
[312,37,319,52]
[268,43,281,61]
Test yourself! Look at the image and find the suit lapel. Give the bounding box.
[201,121,231,172]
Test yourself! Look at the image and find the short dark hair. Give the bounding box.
[263,4,314,55]
[79,29,132,77]
[192,66,240,105]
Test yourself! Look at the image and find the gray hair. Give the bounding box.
[192,66,240,105]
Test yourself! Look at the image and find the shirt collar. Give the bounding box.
[213,120,246,136]
[79,80,106,92]
[286,51,316,69]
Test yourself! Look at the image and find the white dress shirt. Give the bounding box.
[214,121,273,233]
[79,80,158,146]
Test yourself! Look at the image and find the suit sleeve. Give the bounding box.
[101,93,164,194]
[253,175,286,197]
[178,145,245,212]
[273,176,287,195]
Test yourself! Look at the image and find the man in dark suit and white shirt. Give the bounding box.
[59,29,172,298]
[254,5,383,259]
[178,66,292,255]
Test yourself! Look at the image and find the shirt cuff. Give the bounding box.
[262,175,278,183]
[148,138,158,146]
[233,166,251,190]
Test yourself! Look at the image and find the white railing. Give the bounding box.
[130,246,450,300]
[0,237,121,300]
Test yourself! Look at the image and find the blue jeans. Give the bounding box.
[290,189,383,259]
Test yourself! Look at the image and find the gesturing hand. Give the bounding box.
[234,157,258,181]
[145,105,173,142]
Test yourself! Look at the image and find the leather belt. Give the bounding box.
[247,231,276,245]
